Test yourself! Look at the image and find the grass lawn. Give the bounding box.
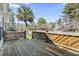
[26,34,32,40]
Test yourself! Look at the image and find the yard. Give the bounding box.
[26,34,32,40]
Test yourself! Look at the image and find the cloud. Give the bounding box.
[63,3,67,4]
[26,3,31,4]
[9,3,20,8]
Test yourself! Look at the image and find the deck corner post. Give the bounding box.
[32,31,34,39]
[24,31,26,39]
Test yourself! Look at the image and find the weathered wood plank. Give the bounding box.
[20,40,53,56]
[0,39,79,56]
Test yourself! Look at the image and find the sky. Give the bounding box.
[9,3,65,24]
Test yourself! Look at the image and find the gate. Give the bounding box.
[4,31,26,41]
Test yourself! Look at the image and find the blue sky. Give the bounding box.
[9,3,65,23]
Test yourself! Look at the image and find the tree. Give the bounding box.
[16,5,34,27]
[7,8,16,31]
[63,3,79,21]
[57,18,62,25]
[10,12,16,31]
[63,3,79,31]
[38,18,47,26]
[48,22,55,30]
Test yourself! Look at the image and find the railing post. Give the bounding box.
[32,31,33,39]
[24,31,26,39]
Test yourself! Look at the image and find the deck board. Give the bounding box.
[0,39,79,56]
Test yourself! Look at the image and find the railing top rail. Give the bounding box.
[4,31,26,34]
[5,31,25,32]
[48,31,79,37]
[33,30,79,37]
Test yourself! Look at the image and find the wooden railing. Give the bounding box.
[46,31,79,52]
[4,31,26,41]
[32,31,79,52]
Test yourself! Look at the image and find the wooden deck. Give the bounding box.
[0,39,79,56]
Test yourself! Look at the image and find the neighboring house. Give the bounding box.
[39,23,49,30]
[15,23,32,35]
[15,23,27,31]
[38,23,54,31]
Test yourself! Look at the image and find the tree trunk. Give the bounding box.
[24,20,27,27]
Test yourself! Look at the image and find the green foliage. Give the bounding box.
[16,5,34,27]
[52,22,55,29]
[48,22,55,30]
[64,3,79,18]
[38,18,47,26]
[62,3,79,31]
[26,34,32,40]
[45,29,49,32]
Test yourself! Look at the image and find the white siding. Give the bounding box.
[0,4,3,49]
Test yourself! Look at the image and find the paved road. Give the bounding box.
[0,39,79,56]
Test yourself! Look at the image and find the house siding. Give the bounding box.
[0,4,3,49]
[0,3,10,48]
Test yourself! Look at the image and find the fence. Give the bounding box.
[4,31,26,41]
